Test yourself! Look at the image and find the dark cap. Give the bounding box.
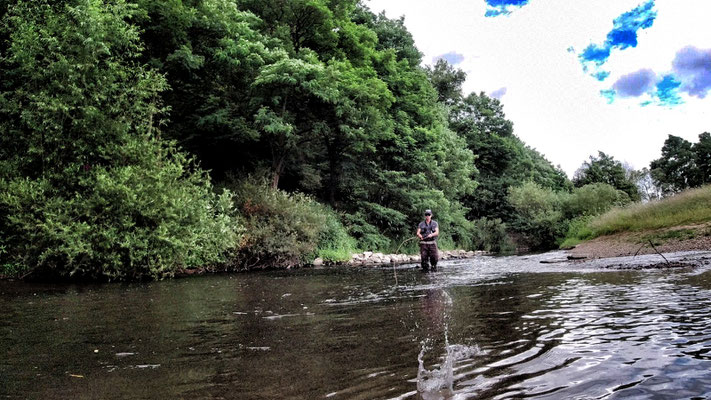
[424,209,432,216]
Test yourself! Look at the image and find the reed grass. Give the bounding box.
[586,185,711,238]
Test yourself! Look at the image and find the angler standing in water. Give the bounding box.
[417,209,439,272]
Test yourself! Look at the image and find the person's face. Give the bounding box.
[425,214,431,222]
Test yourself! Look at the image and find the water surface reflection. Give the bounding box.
[2,252,711,399]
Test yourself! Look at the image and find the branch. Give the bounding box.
[633,243,646,258]
[648,240,670,265]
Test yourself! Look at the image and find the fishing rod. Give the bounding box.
[392,236,419,286]
[395,236,418,255]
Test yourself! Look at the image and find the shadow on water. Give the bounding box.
[2,251,711,399]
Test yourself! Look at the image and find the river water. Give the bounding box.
[3,251,711,399]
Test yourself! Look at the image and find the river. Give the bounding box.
[2,251,711,399]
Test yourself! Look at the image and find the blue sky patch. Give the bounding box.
[593,71,610,81]
[581,45,611,65]
[484,0,530,17]
[434,51,465,65]
[600,89,616,104]
[603,71,685,107]
[655,74,683,106]
[490,87,507,99]
[607,29,638,49]
[579,1,656,77]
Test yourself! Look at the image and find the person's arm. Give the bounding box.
[416,227,423,240]
[429,223,439,239]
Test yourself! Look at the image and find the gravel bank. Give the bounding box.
[570,224,711,259]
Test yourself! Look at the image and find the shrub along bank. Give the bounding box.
[226,178,356,270]
[507,182,632,250]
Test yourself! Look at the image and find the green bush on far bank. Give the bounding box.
[559,216,594,248]
[228,179,357,268]
[316,209,358,263]
[508,182,629,250]
[472,217,515,253]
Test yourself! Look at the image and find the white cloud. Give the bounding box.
[364,0,711,177]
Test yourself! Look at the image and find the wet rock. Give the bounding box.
[313,258,324,267]
[334,247,485,267]
[540,259,568,264]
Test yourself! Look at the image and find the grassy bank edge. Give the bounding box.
[561,185,711,248]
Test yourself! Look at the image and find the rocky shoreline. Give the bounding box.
[312,249,489,267]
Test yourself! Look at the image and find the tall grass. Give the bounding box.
[575,185,711,240]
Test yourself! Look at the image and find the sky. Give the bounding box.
[364,0,711,177]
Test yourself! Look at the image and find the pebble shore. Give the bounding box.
[312,249,489,267]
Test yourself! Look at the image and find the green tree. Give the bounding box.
[134,0,275,179]
[563,183,630,218]
[251,54,337,188]
[508,182,567,250]
[650,135,698,195]
[0,0,238,279]
[353,7,421,66]
[694,132,711,185]
[573,151,640,201]
[426,58,466,106]
[448,91,569,220]
[236,0,343,57]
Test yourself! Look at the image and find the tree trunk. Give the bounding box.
[325,137,342,206]
[271,156,284,189]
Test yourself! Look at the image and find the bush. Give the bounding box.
[471,217,515,253]
[564,183,630,218]
[508,182,568,250]
[0,147,239,280]
[343,212,392,252]
[559,216,594,248]
[228,179,357,268]
[315,207,358,263]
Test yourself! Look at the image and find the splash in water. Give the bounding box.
[416,289,480,398]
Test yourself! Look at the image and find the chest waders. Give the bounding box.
[420,221,438,272]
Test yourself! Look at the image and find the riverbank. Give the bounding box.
[313,249,489,267]
[569,223,711,259]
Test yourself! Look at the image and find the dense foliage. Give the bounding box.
[508,182,631,250]
[228,178,354,269]
[0,0,239,279]
[650,133,711,195]
[1,0,707,279]
[132,0,481,251]
[573,151,640,202]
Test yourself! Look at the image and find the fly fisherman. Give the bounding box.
[416,209,439,272]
